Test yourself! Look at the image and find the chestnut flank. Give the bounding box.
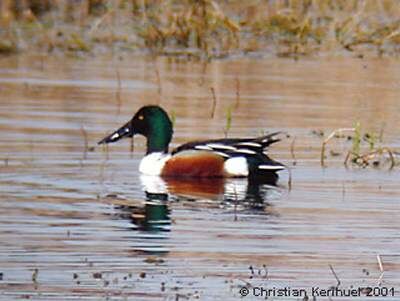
[161,151,225,178]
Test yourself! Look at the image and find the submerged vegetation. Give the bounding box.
[1,0,400,58]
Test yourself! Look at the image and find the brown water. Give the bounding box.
[0,54,399,300]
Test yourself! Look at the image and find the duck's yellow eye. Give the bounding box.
[138,115,144,120]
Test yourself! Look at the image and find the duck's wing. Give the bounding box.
[171,132,282,156]
[170,132,286,174]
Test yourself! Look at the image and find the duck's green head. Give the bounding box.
[98,105,173,154]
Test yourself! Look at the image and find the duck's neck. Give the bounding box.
[146,129,172,154]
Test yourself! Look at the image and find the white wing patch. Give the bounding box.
[234,149,256,155]
[206,143,236,150]
[195,142,266,156]
[213,151,230,158]
[236,142,262,147]
[224,157,249,176]
[194,145,212,150]
[258,165,285,171]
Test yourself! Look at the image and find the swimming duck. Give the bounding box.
[98,105,285,179]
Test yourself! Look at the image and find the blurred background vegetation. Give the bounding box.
[1,0,400,58]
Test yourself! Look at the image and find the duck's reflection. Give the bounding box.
[115,176,283,235]
[147,175,279,218]
[112,176,283,253]
[130,195,170,232]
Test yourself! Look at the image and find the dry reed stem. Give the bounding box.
[344,150,356,168]
[235,77,240,109]
[210,87,217,118]
[368,147,395,170]
[329,264,341,288]
[88,8,114,35]
[101,142,109,161]
[344,148,396,170]
[287,168,292,191]
[377,254,384,286]
[321,128,355,167]
[4,0,400,57]
[80,125,89,160]
[198,60,208,86]
[377,254,384,272]
[154,59,162,98]
[99,158,106,186]
[290,137,297,165]
[279,163,293,191]
[130,136,134,158]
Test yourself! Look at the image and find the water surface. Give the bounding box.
[0,54,399,300]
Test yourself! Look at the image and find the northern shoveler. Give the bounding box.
[98,105,285,179]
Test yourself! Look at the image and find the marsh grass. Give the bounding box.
[209,86,217,118]
[80,125,89,160]
[115,68,122,115]
[1,0,400,57]
[321,123,397,169]
[223,105,232,138]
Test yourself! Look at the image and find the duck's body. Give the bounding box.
[98,106,285,179]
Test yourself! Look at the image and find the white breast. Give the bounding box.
[139,152,171,176]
